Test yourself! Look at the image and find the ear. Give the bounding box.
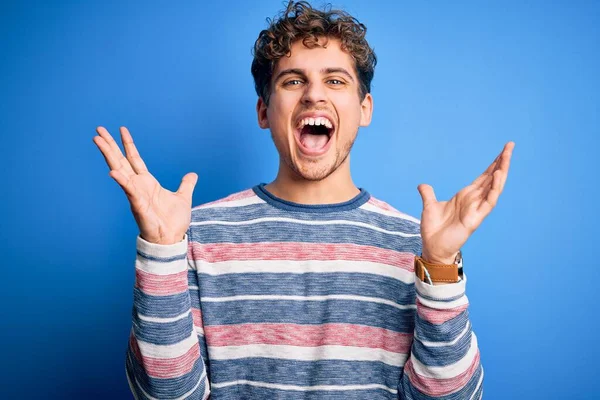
[256,97,269,129]
[359,93,373,127]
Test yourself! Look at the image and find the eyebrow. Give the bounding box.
[274,67,355,83]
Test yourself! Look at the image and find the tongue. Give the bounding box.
[301,133,329,149]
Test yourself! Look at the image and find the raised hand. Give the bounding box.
[417,142,515,265]
[93,126,198,245]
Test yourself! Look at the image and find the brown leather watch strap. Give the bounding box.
[414,256,459,283]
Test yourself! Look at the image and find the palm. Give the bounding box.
[418,142,515,264]
[93,126,198,244]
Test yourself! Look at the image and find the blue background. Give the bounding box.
[1,0,598,399]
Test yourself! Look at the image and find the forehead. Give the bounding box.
[273,37,356,76]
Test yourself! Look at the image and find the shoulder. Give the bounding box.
[190,187,266,220]
[360,194,421,227]
[192,187,260,211]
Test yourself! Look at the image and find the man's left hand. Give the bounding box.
[417,142,515,265]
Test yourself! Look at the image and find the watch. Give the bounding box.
[414,251,463,284]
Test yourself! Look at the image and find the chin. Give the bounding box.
[289,152,342,182]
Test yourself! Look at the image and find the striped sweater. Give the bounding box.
[125,183,483,399]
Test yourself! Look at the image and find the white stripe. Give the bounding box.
[137,310,190,324]
[360,202,421,224]
[194,195,264,210]
[197,259,415,284]
[208,344,409,367]
[190,217,421,238]
[136,331,198,359]
[135,257,190,276]
[415,273,468,309]
[468,366,484,400]
[211,379,397,394]
[415,321,471,347]
[200,294,417,310]
[417,294,469,309]
[410,333,479,379]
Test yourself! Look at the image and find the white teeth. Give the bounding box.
[298,116,333,129]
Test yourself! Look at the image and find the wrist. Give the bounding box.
[420,251,459,266]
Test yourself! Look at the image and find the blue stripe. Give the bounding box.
[190,222,421,253]
[212,384,395,400]
[400,363,482,400]
[210,358,401,387]
[125,347,207,399]
[201,299,416,333]
[414,310,470,343]
[411,328,472,367]
[133,288,191,319]
[136,250,186,263]
[253,183,371,213]
[197,272,416,306]
[191,202,420,235]
[132,311,194,346]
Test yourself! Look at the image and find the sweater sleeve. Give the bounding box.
[125,231,210,400]
[398,274,484,400]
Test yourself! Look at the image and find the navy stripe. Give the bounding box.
[400,363,482,400]
[254,183,371,213]
[212,384,396,400]
[133,288,191,319]
[201,299,416,333]
[209,358,401,387]
[136,250,187,263]
[190,222,421,253]
[411,328,472,367]
[132,311,194,346]
[125,347,206,399]
[192,202,420,235]
[197,273,416,306]
[414,310,470,343]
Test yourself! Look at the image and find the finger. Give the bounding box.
[95,126,136,177]
[477,169,503,214]
[497,142,515,192]
[120,126,149,174]
[417,184,437,208]
[471,152,502,188]
[108,169,136,198]
[177,172,199,200]
[93,134,124,172]
[96,126,126,160]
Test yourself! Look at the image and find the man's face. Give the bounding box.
[257,37,373,181]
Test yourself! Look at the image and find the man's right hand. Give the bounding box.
[93,126,198,245]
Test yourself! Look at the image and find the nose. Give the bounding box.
[301,81,327,105]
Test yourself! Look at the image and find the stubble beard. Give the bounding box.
[281,134,357,182]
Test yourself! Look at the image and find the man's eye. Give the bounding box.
[328,79,344,85]
[284,79,303,86]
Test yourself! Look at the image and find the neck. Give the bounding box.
[265,156,359,205]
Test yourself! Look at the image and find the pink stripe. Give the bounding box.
[367,197,418,221]
[195,189,255,209]
[135,269,188,296]
[191,242,415,271]
[368,197,398,212]
[191,307,204,329]
[204,323,413,353]
[417,299,469,324]
[404,351,481,396]
[129,332,200,379]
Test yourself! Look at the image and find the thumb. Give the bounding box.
[417,184,437,208]
[177,172,198,201]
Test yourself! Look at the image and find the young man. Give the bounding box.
[93,1,514,399]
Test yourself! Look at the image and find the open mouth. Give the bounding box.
[295,116,335,155]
